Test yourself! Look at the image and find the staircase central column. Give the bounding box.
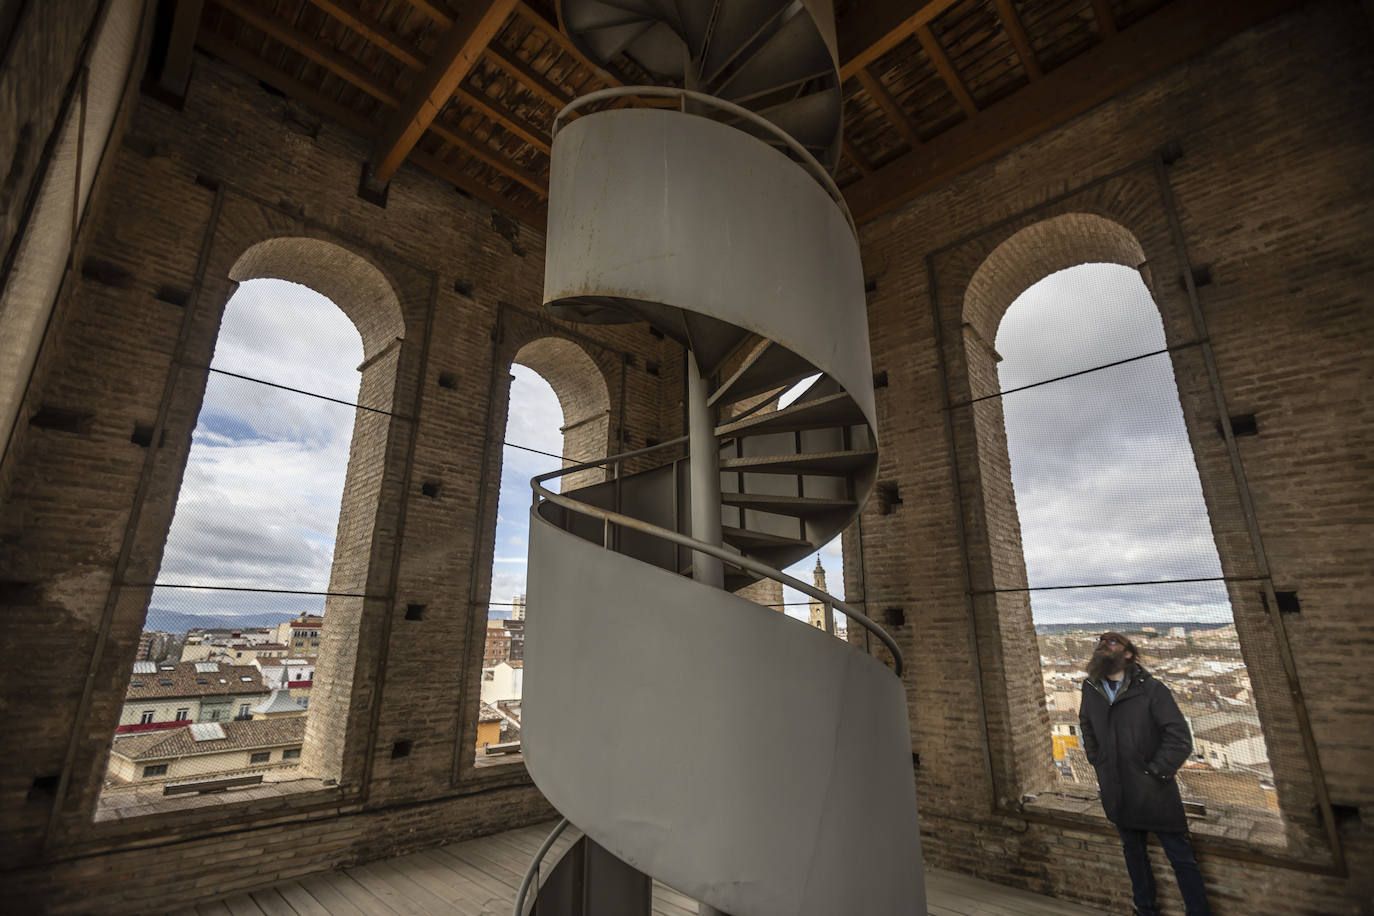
[687,351,725,589]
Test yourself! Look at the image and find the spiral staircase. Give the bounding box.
[516,0,925,913]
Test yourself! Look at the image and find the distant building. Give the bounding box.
[137,630,175,662]
[511,593,526,621]
[106,718,306,786]
[272,615,324,651]
[117,661,269,733]
[181,641,289,664]
[251,689,306,720]
[807,557,828,629]
[506,618,525,663]
[481,661,523,705]
[484,620,513,667]
[477,704,502,750]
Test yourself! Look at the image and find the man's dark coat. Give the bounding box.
[1079,664,1193,833]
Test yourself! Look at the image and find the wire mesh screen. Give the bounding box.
[96,279,369,816]
[987,264,1294,849]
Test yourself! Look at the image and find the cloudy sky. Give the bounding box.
[152,265,1229,631]
[147,279,362,627]
[995,263,1231,624]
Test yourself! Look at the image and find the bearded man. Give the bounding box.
[1079,632,1211,916]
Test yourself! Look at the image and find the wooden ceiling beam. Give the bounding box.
[195,31,376,136]
[484,44,574,110]
[428,120,547,195]
[843,139,873,175]
[854,68,922,150]
[306,0,426,70]
[838,0,961,80]
[1090,0,1119,38]
[514,0,624,87]
[843,0,1305,225]
[200,9,545,228]
[993,0,1041,80]
[158,0,205,97]
[211,0,401,106]
[915,25,977,117]
[372,0,518,181]
[452,86,552,154]
[409,147,547,227]
[405,0,456,28]
[207,2,544,198]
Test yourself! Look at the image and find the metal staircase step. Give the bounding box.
[715,9,832,103]
[720,492,856,517]
[721,524,812,552]
[719,448,876,475]
[700,0,791,86]
[565,0,655,33]
[715,390,864,437]
[735,85,841,150]
[708,339,814,407]
[581,19,659,60]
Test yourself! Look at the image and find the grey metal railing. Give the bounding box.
[513,817,571,916]
[530,439,904,675]
[552,86,857,239]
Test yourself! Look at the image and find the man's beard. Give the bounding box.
[1086,648,1124,680]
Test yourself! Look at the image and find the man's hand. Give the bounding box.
[1144,766,1170,782]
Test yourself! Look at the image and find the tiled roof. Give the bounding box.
[110,717,306,761]
[124,661,266,700]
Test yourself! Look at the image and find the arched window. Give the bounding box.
[97,239,403,813]
[996,263,1272,823]
[474,338,609,767]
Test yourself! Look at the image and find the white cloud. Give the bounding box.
[995,264,1232,624]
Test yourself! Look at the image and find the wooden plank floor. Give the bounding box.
[168,821,1104,916]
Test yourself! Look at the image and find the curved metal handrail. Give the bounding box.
[513,817,571,916]
[552,86,857,239]
[531,452,904,675]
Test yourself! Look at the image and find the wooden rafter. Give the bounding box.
[1090,0,1119,38]
[211,0,400,106]
[514,0,624,88]
[207,0,544,196]
[993,0,1041,80]
[196,31,374,135]
[372,0,518,181]
[197,31,546,227]
[915,25,977,118]
[428,120,547,194]
[452,86,552,154]
[843,0,1306,224]
[484,45,573,110]
[306,0,426,70]
[854,68,922,150]
[158,0,205,96]
[297,1,561,156]
[837,0,961,80]
[405,0,457,28]
[843,140,873,175]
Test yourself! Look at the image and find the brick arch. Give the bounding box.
[229,237,405,360]
[226,238,406,783]
[956,213,1154,803]
[963,212,1148,349]
[512,336,612,491]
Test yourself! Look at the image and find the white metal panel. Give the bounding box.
[524,511,925,916]
[543,109,876,433]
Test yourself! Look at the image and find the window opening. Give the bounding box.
[477,365,564,768]
[993,263,1278,839]
[97,278,364,816]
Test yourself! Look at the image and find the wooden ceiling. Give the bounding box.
[164,0,1300,229]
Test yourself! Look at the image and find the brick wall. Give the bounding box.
[2,2,1372,914]
[0,44,678,910]
[850,2,1373,911]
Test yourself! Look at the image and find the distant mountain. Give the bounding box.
[1035,621,1231,636]
[143,609,299,634]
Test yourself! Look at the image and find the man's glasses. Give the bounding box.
[1098,635,1124,647]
